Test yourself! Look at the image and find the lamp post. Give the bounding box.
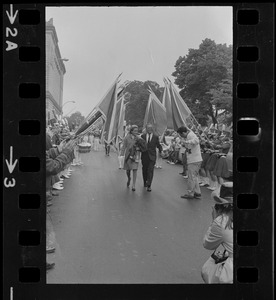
[62,101,76,115]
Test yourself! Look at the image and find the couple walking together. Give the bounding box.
[120,124,163,192]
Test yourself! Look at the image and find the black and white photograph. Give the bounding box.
[45,6,233,284]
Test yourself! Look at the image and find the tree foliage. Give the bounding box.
[172,38,232,125]
[124,80,164,129]
[65,111,85,131]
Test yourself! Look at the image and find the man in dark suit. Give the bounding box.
[141,124,163,192]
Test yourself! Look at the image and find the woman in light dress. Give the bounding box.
[120,125,146,191]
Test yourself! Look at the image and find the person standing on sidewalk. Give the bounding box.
[179,140,188,178]
[177,126,202,199]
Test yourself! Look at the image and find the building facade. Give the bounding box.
[46,18,66,123]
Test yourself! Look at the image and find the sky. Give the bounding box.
[46,6,233,117]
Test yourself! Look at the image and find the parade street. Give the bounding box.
[47,149,215,284]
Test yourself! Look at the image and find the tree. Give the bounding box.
[65,111,85,131]
[172,38,232,125]
[124,80,164,129]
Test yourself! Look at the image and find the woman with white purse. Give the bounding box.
[201,181,233,283]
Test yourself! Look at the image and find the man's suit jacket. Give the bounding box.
[141,133,162,162]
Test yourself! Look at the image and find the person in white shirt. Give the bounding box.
[177,126,202,199]
[201,182,233,283]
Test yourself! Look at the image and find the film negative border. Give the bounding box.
[2,3,274,300]
[3,2,46,296]
[234,2,273,297]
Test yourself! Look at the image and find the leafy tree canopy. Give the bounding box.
[65,111,85,131]
[124,80,164,129]
[172,38,232,125]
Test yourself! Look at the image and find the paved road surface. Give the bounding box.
[47,150,214,284]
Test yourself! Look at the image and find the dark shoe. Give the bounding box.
[46,262,55,270]
[194,193,202,199]
[181,194,194,199]
[147,187,152,192]
[51,191,59,196]
[203,184,209,187]
[132,187,136,191]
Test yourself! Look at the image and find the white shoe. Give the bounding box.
[207,186,216,191]
[199,182,205,186]
[63,175,70,179]
[53,185,64,190]
[183,175,188,179]
[71,163,77,166]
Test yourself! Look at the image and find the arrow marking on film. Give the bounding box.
[5,146,18,174]
[6,4,18,25]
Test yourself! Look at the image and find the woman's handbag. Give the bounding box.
[201,249,233,284]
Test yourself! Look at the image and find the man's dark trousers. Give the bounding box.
[142,152,155,187]
[141,134,162,188]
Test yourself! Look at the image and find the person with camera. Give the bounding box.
[120,125,146,191]
[177,126,202,199]
[201,182,233,283]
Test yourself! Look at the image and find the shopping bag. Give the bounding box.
[201,256,233,284]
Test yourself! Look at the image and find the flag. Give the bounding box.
[167,78,191,129]
[109,94,124,145]
[117,97,126,139]
[101,79,120,143]
[74,110,103,135]
[80,115,104,136]
[162,78,174,129]
[75,74,121,137]
[144,90,167,136]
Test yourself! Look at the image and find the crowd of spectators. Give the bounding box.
[45,121,107,270]
[159,127,233,189]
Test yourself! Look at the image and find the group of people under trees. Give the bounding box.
[45,119,233,283]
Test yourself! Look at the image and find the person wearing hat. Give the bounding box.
[201,182,233,283]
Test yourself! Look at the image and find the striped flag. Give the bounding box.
[117,97,126,140]
[109,94,125,145]
[144,89,167,136]
[75,74,122,138]
[100,77,120,143]
[162,78,174,129]
[167,78,191,129]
